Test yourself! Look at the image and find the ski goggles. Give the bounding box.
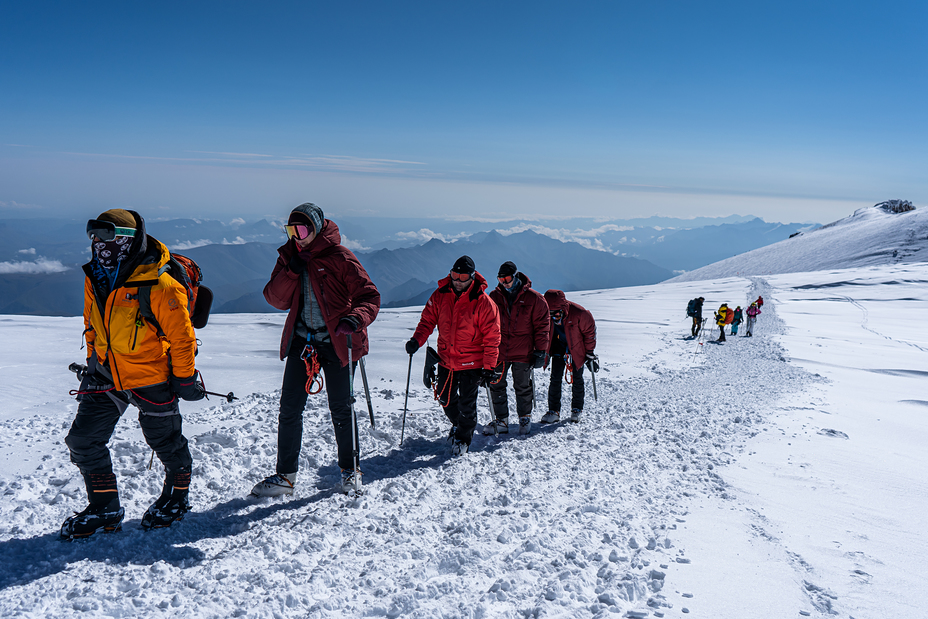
[283,223,314,240]
[449,271,473,282]
[497,274,514,285]
[86,219,137,241]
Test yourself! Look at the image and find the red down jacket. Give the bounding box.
[264,219,380,366]
[411,272,501,371]
[488,272,550,364]
[543,289,596,372]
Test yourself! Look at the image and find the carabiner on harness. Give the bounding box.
[301,343,324,395]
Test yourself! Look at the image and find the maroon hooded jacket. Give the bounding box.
[488,272,550,364]
[264,219,380,366]
[543,289,596,372]
[411,272,501,371]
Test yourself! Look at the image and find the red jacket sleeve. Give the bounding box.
[479,296,501,369]
[532,293,551,353]
[579,308,596,354]
[340,250,380,329]
[263,255,301,311]
[412,290,441,346]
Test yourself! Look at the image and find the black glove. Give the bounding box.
[171,372,205,401]
[405,338,420,355]
[584,353,600,373]
[481,367,503,386]
[288,254,306,275]
[532,350,546,369]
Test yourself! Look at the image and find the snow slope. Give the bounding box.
[2,262,926,618]
[669,204,928,282]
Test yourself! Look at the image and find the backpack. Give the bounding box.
[725,308,735,324]
[139,252,214,335]
[686,299,697,317]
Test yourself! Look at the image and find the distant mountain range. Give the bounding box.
[364,229,672,307]
[0,213,817,316]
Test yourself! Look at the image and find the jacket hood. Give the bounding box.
[543,289,568,312]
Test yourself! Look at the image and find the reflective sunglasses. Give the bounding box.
[449,271,472,282]
[497,275,514,285]
[283,224,313,240]
[86,219,137,241]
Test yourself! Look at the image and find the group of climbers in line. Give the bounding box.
[687,295,763,342]
[405,257,598,454]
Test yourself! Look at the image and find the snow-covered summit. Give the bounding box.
[669,202,928,282]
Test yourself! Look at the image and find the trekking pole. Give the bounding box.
[204,390,238,403]
[399,353,413,446]
[692,318,707,362]
[347,334,361,494]
[358,357,375,428]
[591,367,597,401]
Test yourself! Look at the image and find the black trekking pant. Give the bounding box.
[718,325,726,341]
[691,316,702,337]
[278,337,358,474]
[548,354,585,412]
[489,361,533,420]
[435,365,482,445]
[66,385,192,479]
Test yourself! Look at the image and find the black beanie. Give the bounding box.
[451,255,475,275]
[497,261,517,277]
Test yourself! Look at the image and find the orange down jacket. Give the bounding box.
[411,272,501,371]
[83,215,196,391]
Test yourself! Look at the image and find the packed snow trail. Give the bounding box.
[0,279,820,618]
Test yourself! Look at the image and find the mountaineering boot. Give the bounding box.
[518,416,531,435]
[61,471,124,540]
[447,426,458,442]
[540,410,560,424]
[142,466,191,530]
[60,500,125,540]
[482,419,509,435]
[570,408,582,423]
[251,472,297,497]
[340,468,362,494]
[450,437,469,456]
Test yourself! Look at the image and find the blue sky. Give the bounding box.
[1,1,925,223]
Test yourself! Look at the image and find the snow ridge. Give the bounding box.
[669,205,928,282]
